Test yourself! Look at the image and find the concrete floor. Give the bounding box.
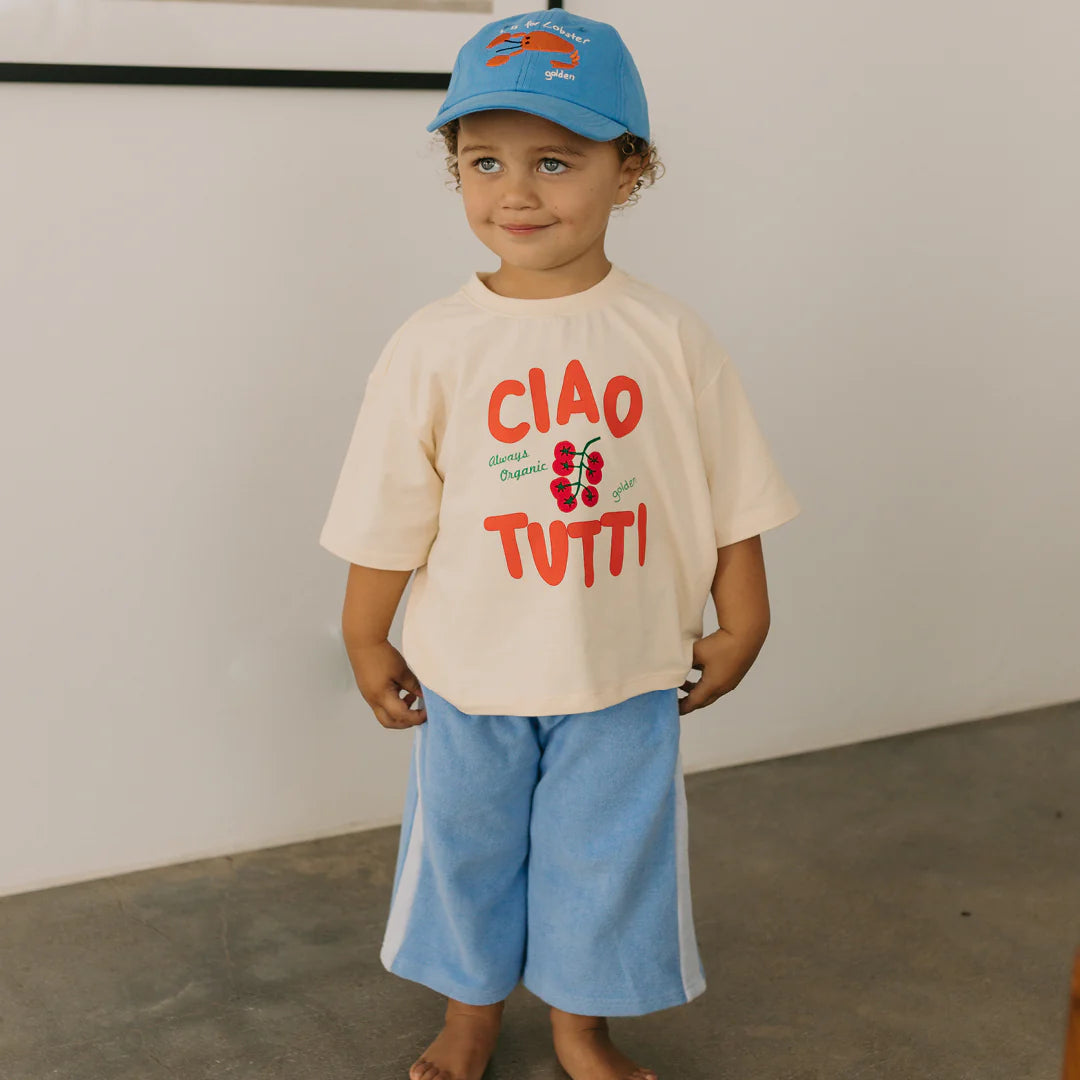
[2,700,1078,1080]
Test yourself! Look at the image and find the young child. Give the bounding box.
[319,10,801,1080]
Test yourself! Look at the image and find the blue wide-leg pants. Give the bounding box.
[379,682,707,1016]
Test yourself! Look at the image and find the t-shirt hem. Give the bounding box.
[715,495,802,549]
[412,666,691,717]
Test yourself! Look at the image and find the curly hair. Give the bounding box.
[432,117,665,211]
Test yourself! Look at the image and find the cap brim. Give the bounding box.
[425,90,630,141]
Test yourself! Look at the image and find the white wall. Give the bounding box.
[2,0,1077,899]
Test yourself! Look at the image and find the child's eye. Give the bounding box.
[470,157,570,176]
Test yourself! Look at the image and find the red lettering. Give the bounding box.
[527,519,569,585]
[489,380,529,443]
[485,506,647,584]
[556,358,601,426]
[488,361,643,442]
[483,512,529,576]
[604,375,643,438]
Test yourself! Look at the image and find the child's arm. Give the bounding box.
[342,563,411,646]
[678,534,772,715]
[340,563,428,730]
[710,534,771,641]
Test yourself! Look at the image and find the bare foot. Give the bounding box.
[550,1007,658,1080]
[408,998,504,1080]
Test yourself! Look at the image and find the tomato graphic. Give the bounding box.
[548,435,604,513]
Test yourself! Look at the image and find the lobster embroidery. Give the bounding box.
[485,31,580,69]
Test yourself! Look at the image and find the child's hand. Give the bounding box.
[347,638,427,729]
[677,627,768,715]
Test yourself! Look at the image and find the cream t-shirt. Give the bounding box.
[319,263,801,716]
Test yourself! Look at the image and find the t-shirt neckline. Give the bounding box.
[461,263,628,317]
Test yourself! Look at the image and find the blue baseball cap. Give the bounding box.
[425,10,650,143]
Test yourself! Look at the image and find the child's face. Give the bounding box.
[456,109,642,273]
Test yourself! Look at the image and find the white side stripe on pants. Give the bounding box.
[674,747,706,999]
[380,724,425,968]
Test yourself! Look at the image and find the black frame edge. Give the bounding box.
[0,0,565,86]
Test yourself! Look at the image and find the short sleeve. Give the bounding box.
[694,354,802,548]
[318,331,443,570]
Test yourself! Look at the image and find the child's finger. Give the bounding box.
[398,670,425,704]
[677,688,700,714]
[371,703,405,729]
[679,678,719,714]
[397,683,427,716]
[374,694,426,729]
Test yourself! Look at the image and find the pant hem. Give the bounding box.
[383,951,521,1006]
[521,974,707,1017]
